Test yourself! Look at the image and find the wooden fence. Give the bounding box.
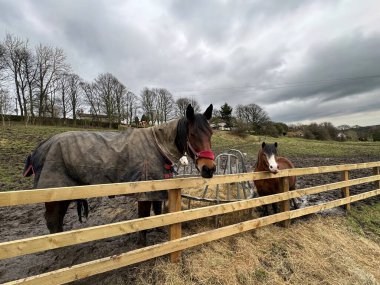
[1,161,379,285]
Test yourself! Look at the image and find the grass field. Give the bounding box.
[0,123,379,284]
[212,131,380,158]
[1,123,379,191]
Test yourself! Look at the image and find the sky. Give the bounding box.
[1,0,380,126]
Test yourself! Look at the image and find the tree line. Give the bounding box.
[0,33,280,132]
[0,33,206,127]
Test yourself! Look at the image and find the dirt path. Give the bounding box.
[1,156,379,284]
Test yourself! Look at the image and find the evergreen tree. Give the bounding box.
[219,103,233,127]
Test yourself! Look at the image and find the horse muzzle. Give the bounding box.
[201,164,216,178]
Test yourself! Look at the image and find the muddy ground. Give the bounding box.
[1,156,379,284]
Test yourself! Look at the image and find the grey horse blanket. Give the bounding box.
[25,119,184,201]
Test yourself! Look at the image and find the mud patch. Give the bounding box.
[0,156,379,284]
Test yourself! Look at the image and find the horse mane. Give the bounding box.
[175,117,188,154]
[262,143,278,157]
[175,113,212,155]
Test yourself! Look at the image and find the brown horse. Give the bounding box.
[254,142,298,215]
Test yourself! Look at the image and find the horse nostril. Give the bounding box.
[270,166,273,169]
[201,165,214,178]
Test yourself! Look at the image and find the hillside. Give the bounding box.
[0,124,379,284]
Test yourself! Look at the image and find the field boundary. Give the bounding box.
[1,161,380,285]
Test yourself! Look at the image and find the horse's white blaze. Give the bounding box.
[267,154,278,172]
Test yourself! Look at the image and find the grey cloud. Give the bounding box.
[263,32,380,104]
[0,0,379,125]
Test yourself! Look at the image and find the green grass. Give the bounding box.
[346,202,380,243]
[212,131,380,158]
[1,124,380,191]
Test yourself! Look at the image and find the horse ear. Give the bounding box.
[186,104,195,121]
[262,142,266,148]
[274,142,278,148]
[203,104,213,120]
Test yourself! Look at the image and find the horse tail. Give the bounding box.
[23,138,52,178]
[76,199,89,223]
[23,154,34,177]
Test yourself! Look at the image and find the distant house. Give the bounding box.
[211,122,230,131]
[287,131,304,137]
[337,132,347,141]
[139,120,148,127]
[77,112,110,123]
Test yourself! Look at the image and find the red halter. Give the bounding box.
[187,140,215,161]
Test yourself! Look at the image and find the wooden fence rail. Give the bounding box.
[1,161,380,285]
[4,189,380,285]
[1,161,380,206]
[1,174,379,260]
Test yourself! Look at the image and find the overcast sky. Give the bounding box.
[1,0,380,126]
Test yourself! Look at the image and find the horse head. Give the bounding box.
[176,104,216,178]
[259,142,279,174]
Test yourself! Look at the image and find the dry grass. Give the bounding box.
[133,215,380,285]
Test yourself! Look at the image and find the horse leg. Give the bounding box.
[58,201,71,231]
[152,201,163,215]
[45,202,60,233]
[262,203,275,216]
[137,201,151,246]
[152,201,167,233]
[44,201,69,233]
[291,198,300,209]
[272,203,280,214]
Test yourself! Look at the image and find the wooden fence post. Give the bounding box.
[168,188,182,263]
[279,177,290,228]
[374,167,380,190]
[342,170,350,211]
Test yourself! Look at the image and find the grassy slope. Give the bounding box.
[1,124,380,284]
[134,215,380,285]
[212,131,380,158]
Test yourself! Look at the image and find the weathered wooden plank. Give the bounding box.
[5,189,380,285]
[342,170,350,211]
[280,177,290,227]
[1,161,380,206]
[289,188,380,219]
[1,174,380,260]
[374,167,380,190]
[168,188,182,263]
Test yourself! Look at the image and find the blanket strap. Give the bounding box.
[151,128,178,179]
[23,164,35,177]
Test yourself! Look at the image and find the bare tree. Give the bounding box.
[48,78,60,118]
[58,72,70,124]
[140,87,157,124]
[175,97,200,117]
[2,34,25,117]
[235,103,270,133]
[113,79,126,125]
[94,73,118,127]
[125,91,139,125]
[16,45,32,121]
[0,88,10,126]
[35,44,68,118]
[0,43,6,90]
[67,73,81,125]
[80,81,101,123]
[21,44,38,120]
[154,88,174,123]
